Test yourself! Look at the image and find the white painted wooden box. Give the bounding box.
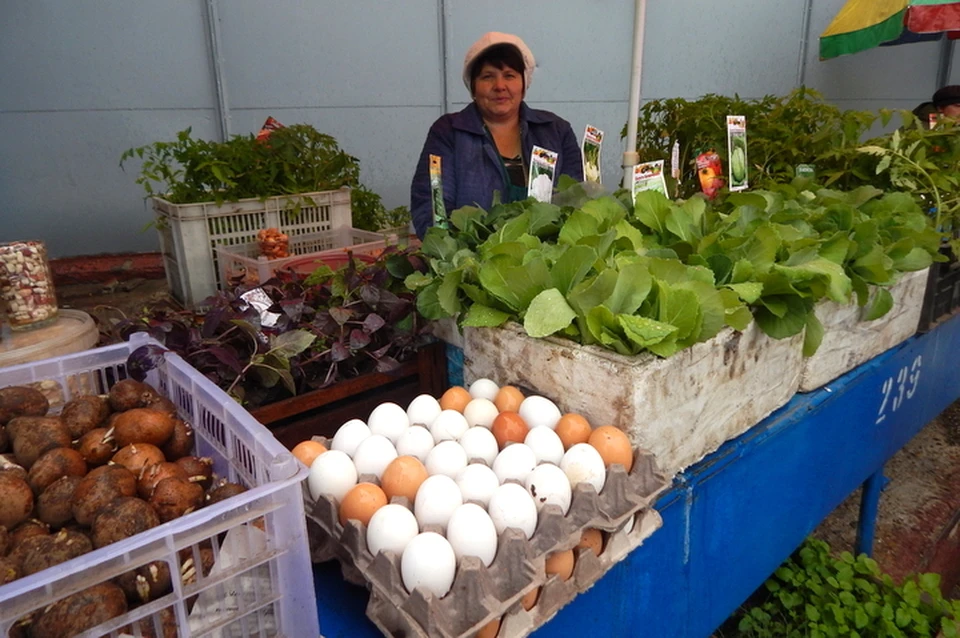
[462,322,804,478]
[799,268,930,393]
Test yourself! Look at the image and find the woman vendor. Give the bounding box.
[410,32,583,238]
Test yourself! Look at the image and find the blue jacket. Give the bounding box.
[410,102,584,238]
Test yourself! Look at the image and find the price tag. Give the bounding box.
[875,355,922,425]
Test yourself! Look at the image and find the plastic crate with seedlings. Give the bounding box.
[302,383,669,638]
[0,335,317,637]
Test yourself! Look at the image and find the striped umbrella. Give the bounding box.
[820,0,960,59]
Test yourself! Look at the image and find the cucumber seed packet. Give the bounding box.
[429,154,447,230]
[528,146,559,203]
[582,125,604,184]
[726,115,748,192]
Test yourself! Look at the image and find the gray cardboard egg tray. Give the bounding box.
[304,438,669,638]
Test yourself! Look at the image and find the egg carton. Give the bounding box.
[304,442,668,638]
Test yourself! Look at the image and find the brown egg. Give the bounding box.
[555,413,592,450]
[338,483,387,527]
[493,385,524,413]
[588,426,634,472]
[439,386,472,413]
[476,616,502,638]
[491,411,529,450]
[380,456,428,503]
[545,549,575,581]
[521,586,540,611]
[578,528,604,557]
[291,440,327,468]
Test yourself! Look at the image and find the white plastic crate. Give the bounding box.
[154,188,352,307]
[215,227,389,289]
[0,334,319,638]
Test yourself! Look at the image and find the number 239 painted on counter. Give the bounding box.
[876,355,922,424]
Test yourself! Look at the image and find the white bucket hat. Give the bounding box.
[462,32,535,94]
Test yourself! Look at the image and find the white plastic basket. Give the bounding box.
[215,227,389,288]
[154,189,352,307]
[0,334,319,637]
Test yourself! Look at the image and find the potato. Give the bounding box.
[0,424,8,454]
[0,453,26,481]
[8,519,48,551]
[115,560,173,604]
[145,395,179,417]
[91,496,160,548]
[111,443,166,476]
[37,475,82,528]
[175,456,214,491]
[138,462,189,500]
[9,416,71,469]
[0,474,34,529]
[26,447,87,495]
[0,555,19,585]
[108,378,162,412]
[150,477,204,523]
[123,606,179,638]
[161,418,195,460]
[76,426,117,466]
[72,464,137,525]
[111,408,176,448]
[19,528,92,576]
[0,386,49,426]
[30,581,127,638]
[0,524,8,556]
[59,394,110,439]
[206,480,247,507]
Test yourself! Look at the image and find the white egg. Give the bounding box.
[352,434,398,479]
[468,378,500,401]
[307,450,357,502]
[414,474,463,530]
[406,394,442,427]
[401,532,457,597]
[430,409,470,442]
[458,427,499,465]
[560,443,607,494]
[524,426,565,465]
[367,503,420,557]
[367,402,410,444]
[463,398,499,429]
[330,419,371,458]
[492,443,537,484]
[395,425,435,462]
[425,440,468,478]
[446,503,498,566]
[487,483,538,539]
[518,395,562,430]
[455,463,500,507]
[524,463,573,514]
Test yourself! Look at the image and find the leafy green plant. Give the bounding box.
[724,538,960,638]
[120,124,405,232]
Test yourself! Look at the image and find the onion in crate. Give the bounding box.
[401,532,456,596]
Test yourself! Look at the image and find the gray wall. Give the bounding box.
[1,0,957,257]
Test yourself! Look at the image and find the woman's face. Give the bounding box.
[941,103,960,119]
[473,63,524,122]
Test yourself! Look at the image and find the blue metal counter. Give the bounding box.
[313,313,960,638]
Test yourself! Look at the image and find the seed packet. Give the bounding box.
[726,115,748,192]
[670,140,681,197]
[795,164,816,179]
[429,154,448,230]
[255,116,284,143]
[696,150,725,200]
[632,160,668,200]
[582,125,604,184]
[528,146,559,203]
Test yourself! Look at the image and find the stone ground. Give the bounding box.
[56,278,960,600]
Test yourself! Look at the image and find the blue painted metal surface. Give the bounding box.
[314,313,960,638]
[855,469,885,557]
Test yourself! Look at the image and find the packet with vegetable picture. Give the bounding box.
[582,125,603,184]
[696,149,724,200]
[632,160,668,201]
[726,115,748,192]
[528,146,559,203]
